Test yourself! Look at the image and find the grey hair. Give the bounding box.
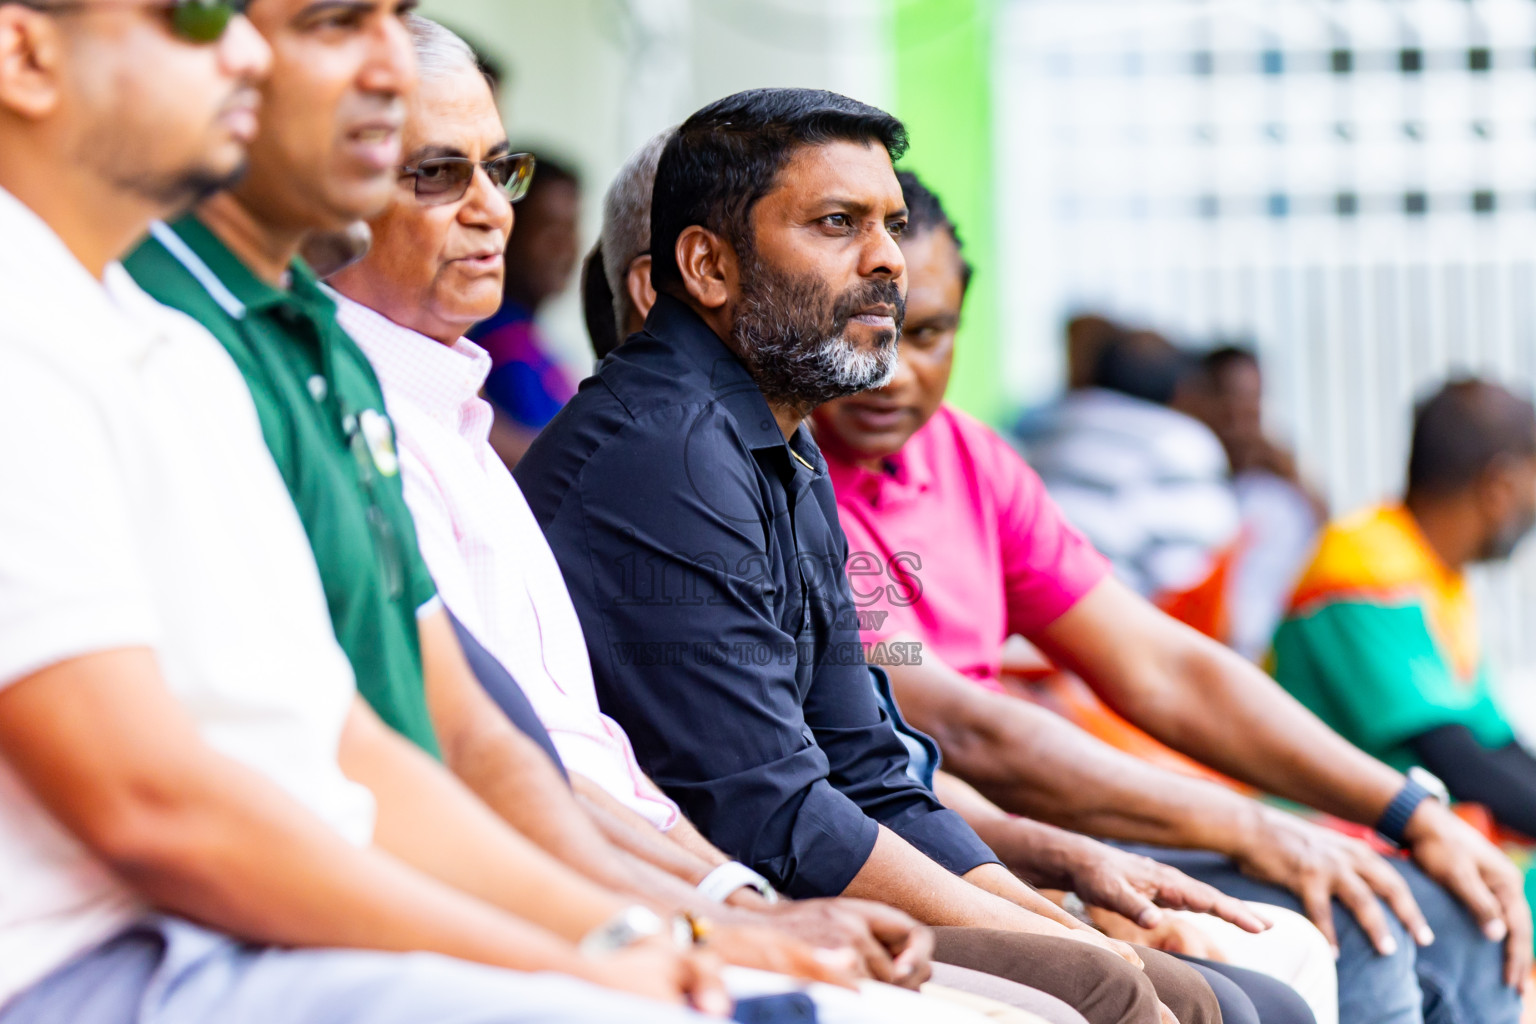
[405,14,481,83]
[600,128,674,337]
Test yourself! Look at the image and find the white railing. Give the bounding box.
[997,0,1536,681]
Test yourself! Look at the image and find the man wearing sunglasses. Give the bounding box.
[0,2,749,1023]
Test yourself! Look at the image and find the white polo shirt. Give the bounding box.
[0,187,375,1005]
[336,296,681,831]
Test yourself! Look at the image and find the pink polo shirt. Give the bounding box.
[826,404,1111,690]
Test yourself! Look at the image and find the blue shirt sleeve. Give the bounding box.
[445,607,568,780]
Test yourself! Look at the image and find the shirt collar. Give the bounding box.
[642,294,830,484]
[334,294,492,430]
[0,185,161,362]
[822,418,935,510]
[154,214,335,322]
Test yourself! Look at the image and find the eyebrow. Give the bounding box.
[407,144,468,163]
[812,198,909,219]
[296,0,373,20]
[404,139,511,165]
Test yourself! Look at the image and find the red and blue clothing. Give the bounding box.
[467,299,577,429]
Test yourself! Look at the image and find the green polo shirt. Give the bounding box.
[125,216,442,758]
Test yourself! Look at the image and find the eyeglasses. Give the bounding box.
[11,0,247,43]
[399,152,536,206]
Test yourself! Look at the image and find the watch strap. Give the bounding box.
[697,861,779,904]
[1376,776,1434,846]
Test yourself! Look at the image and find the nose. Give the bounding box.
[461,164,515,239]
[858,219,906,283]
[357,5,418,99]
[219,13,272,83]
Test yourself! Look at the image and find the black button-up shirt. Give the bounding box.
[516,295,999,897]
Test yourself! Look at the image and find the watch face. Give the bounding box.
[1407,766,1449,804]
[618,905,664,941]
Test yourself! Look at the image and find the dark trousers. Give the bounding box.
[1176,953,1317,1024]
[1125,843,1521,1024]
[932,927,1220,1024]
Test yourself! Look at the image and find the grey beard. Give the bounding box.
[737,314,898,413]
[731,260,902,414]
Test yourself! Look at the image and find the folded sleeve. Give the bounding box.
[0,350,160,687]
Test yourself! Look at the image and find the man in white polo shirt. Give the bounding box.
[0,1,750,1020]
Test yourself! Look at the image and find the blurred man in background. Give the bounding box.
[1021,328,1241,635]
[1274,378,1536,913]
[1184,346,1324,662]
[469,151,582,466]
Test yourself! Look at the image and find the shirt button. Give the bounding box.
[306,375,328,402]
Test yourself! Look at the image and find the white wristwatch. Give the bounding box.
[697,861,780,905]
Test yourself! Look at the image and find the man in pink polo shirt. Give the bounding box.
[812,172,1532,1024]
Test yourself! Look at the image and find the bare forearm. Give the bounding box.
[446,721,660,900]
[574,775,720,884]
[891,663,1258,853]
[344,704,623,942]
[664,813,733,869]
[1037,578,1403,826]
[0,652,592,976]
[841,825,1077,936]
[936,771,1117,890]
[1131,640,1400,825]
[962,861,1095,934]
[119,766,590,974]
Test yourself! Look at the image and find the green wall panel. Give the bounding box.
[893,0,1003,426]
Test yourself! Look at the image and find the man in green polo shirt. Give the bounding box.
[131,211,444,754]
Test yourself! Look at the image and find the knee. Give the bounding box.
[1134,949,1221,1024]
[1060,944,1164,1024]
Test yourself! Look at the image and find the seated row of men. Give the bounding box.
[0,2,1529,1023]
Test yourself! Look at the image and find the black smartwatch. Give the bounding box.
[1376,768,1447,846]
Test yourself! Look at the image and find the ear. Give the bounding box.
[0,7,63,121]
[1478,457,1520,521]
[673,225,735,311]
[625,254,656,323]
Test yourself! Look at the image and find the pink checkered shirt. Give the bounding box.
[337,296,680,831]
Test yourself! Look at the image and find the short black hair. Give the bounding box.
[896,170,973,294]
[1407,378,1536,498]
[650,88,908,296]
[1092,330,1194,406]
[581,242,621,362]
[1201,344,1259,378]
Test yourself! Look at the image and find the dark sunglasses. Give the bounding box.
[13,0,247,42]
[399,152,537,206]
